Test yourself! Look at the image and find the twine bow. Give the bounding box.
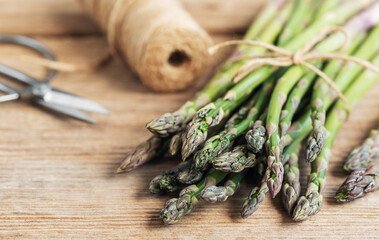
[208,26,379,104]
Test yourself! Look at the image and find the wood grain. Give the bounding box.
[0,1,378,239]
[0,0,267,35]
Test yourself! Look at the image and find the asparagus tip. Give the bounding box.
[292,193,322,221]
[177,168,204,185]
[245,126,266,154]
[181,121,209,160]
[266,163,284,197]
[160,198,184,225]
[241,197,259,219]
[306,130,325,163]
[146,113,184,137]
[213,146,256,172]
[201,186,228,202]
[335,166,379,202]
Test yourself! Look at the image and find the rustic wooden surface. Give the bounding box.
[0,0,378,239]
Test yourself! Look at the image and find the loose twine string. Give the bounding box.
[208,26,379,104]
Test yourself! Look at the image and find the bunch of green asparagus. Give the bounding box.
[118,0,379,225]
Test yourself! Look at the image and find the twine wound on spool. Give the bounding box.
[77,0,212,92]
[208,26,379,104]
[15,0,212,92]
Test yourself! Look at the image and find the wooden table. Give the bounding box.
[0,1,378,238]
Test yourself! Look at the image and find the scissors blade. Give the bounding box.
[0,82,20,102]
[43,89,110,115]
[0,93,19,102]
[36,99,96,124]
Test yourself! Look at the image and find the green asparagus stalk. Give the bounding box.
[343,129,379,172]
[241,181,269,219]
[313,0,341,22]
[213,145,258,172]
[292,54,379,221]
[242,0,286,41]
[282,145,301,215]
[149,160,191,194]
[117,136,168,173]
[245,111,267,154]
[279,68,318,138]
[241,162,269,218]
[169,132,182,156]
[306,26,379,163]
[146,0,288,137]
[336,164,379,202]
[201,172,244,202]
[224,95,259,130]
[160,169,228,225]
[193,72,278,169]
[265,64,312,197]
[278,0,313,46]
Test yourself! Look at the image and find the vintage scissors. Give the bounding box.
[0,35,109,124]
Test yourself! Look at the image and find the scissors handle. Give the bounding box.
[0,63,40,85]
[0,35,57,83]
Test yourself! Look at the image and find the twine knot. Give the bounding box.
[208,26,379,104]
[291,51,303,65]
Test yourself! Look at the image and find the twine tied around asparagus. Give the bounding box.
[208,26,379,104]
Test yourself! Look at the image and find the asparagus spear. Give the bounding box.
[281,120,313,214]
[282,146,301,215]
[292,54,379,221]
[279,71,315,138]
[176,157,207,185]
[146,0,288,137]
[241,181,269,218]
[160,169,228,225]
[194,72,278,169]
[177,167,205,185]
[336,164,379,202]
[241,0,287,39]
[213,145,258,172]
[201,172,244,202]
[169,132,182,156]
[343,129,379,172]
[149,160,191,193]
[245,111,267,154]
[313,0,341,22]
[278,0,313,46]
[117,136,168,173]
[241,162,268,218]
[306,25,379,163]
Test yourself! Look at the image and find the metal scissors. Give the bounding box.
[0,35,109,124]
